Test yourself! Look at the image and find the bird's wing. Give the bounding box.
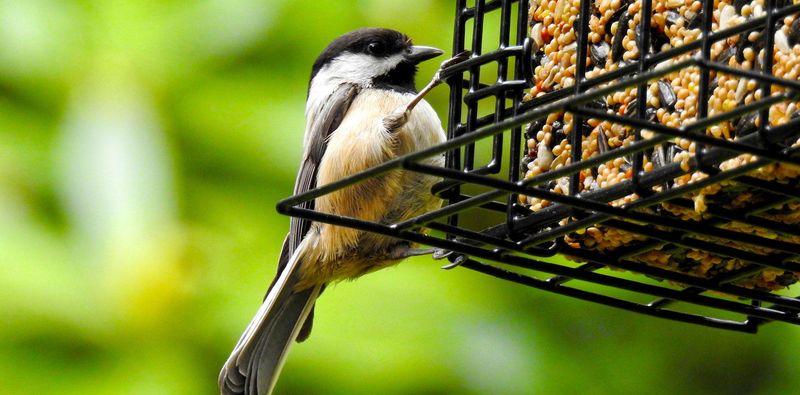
[285,82,360,260]
[274,82,359,341]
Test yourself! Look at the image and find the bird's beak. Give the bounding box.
[405,45,444,63]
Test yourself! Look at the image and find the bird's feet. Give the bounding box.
[382,106,411,132]
[383,51,472,133]
[387,245,437,259]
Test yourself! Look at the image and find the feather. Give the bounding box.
[219,238,323,395]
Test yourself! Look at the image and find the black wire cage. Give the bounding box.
[279,0,800,333]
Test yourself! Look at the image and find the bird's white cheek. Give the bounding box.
[311,52,405,90]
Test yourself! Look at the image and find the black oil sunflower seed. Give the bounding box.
[525,120,544,140]
[584,98,608,111]
[597,125,610,154]
[619,158,632,172]
[521,156,532,171]
[605,5,628,35]
[634,23,649,54]
[716,45,736,65]
[531,51,545,70]
[552,128,567,147]
[651,144,669,169]
[735,32,748,63]
[657,80,677,111]
[789,17,800,46]
[687,10,703,29]
[650,27,670,53]
[611,7,632,63]
[735,112,758,137]
[645,107,657,122]
[709,77,719,93]
[590,41,610,68]
[665,10,681,26]
[625,98,645,118]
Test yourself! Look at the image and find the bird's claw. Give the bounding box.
[433,50,472,83]
[383,107,411,131]
[432,248,452,260]
[396,51,473,123]
[440,253,468,270]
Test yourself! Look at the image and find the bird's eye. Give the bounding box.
[366,42,386,56]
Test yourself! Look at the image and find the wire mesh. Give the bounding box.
[279,0,800,332]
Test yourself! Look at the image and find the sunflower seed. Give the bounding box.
[652,144,669,168]
[687,10,703,29]
[735,112,758,137]
[665,10,681,26]
[645,107,657,122]
[612,8,632,62]
[650,28,670,53]
[709,77,719,93]
[790,17,800,46]
[716,45,736,65]
[597,126,610,154]
[657,80,677,111]
[590,41,610,68]
[585,98,608,111]
[605,5,628,35]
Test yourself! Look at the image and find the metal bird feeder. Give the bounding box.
[279,0,800,333]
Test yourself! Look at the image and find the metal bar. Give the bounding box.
[702,61,800,93]
[569,97,800,166]
[403,161,800,258]
[667,197,800,238]
[460,259,759,333]
[570,0,592,199]
[759,0,778,148]
[693,0,715,172]
[513,122,800,239]
[632,0,653,192]
[562,248,800,311]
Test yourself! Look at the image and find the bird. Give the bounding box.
[219,28,448,395]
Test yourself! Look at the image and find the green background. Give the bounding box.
[1,1,798,394]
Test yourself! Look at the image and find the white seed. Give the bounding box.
[666,0,682,8]
[735,78,747,104]
[775,30,791,53]
[554,0,567,21]
[719,5,736,30]
[532,23,544,48]
[654,59,674,71]
[535,143,554,170]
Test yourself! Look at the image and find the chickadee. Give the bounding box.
[219,28,447,395]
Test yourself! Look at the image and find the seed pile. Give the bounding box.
[521,0,800,291]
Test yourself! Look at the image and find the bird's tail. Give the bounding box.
[219,238,320,395]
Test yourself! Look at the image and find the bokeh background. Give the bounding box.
[2,0,799,394]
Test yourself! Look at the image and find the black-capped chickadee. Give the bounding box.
[219,28,448,395]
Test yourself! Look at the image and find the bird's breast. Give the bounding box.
[304,89,445,275]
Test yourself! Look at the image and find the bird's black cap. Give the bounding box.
[310,28,443,92]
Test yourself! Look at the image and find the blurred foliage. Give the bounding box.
[1,1,799,394]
